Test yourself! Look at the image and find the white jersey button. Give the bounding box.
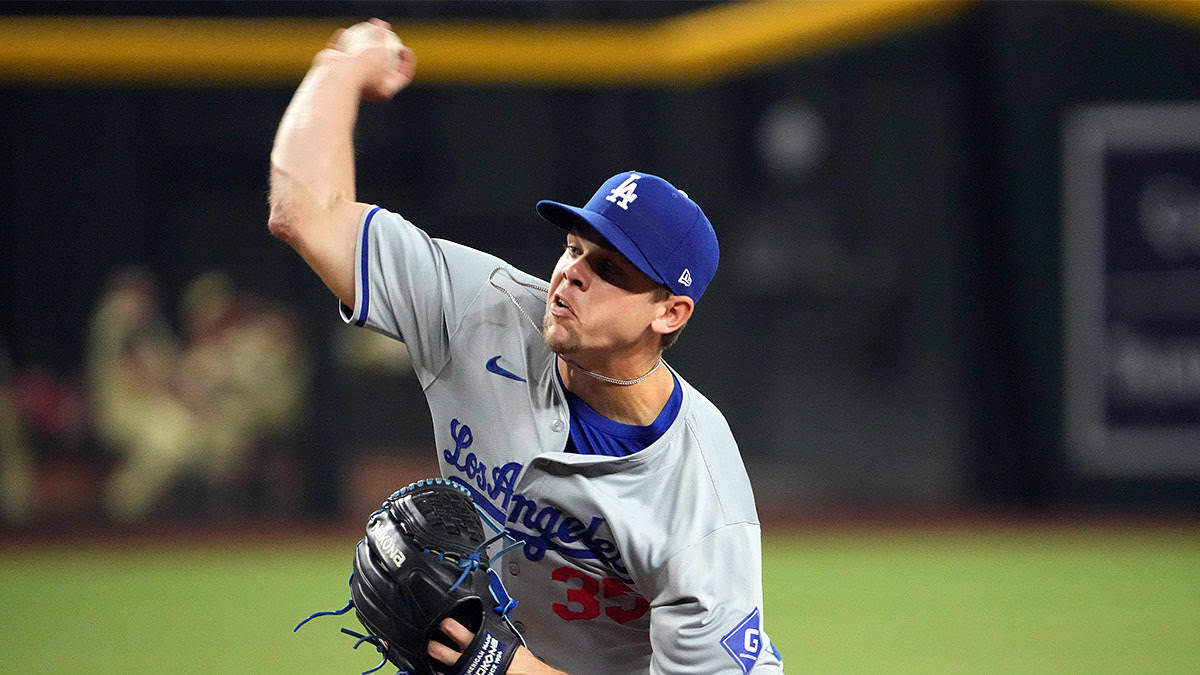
[551,419,565,432]
[508,562,520,576]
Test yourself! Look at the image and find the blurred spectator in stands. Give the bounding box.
[176,270,310,511]
[0,341,35,524]
[87,267,311,521]
[87,267,200,521]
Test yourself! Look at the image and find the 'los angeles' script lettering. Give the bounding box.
[442,418,521,512]
[442,417,629,582]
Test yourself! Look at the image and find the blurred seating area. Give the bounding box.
[3,1,1200,528]
[1,268,311,524]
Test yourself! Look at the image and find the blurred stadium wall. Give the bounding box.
[1,1,1198,524]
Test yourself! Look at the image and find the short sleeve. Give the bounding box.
[338,206,509,386]
[648,523,785,674]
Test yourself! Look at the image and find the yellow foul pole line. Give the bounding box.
[0,2,969,87]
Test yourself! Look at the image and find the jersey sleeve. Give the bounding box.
[338,205,508,386]
[647,523,785,674]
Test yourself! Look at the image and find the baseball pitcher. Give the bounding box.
[270,19,784,675]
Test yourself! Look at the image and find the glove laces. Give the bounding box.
[470,501,528,647]
[447,528,524,593]
[293,573,356,633]
[294,574,410,675]
[339,628,398,675]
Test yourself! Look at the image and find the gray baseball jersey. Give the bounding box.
[340,206,785,674]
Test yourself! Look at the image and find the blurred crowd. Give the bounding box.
[0,267,310,525]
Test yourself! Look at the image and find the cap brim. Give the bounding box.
[536,200,663,286]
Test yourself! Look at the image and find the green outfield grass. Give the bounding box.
[1,527,1197,673]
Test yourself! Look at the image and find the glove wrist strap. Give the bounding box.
[449,626,519,675]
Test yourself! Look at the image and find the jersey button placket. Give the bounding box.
[551,419,564,432]
[508,562,520,576]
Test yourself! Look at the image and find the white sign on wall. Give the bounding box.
[1063,104,1200,476]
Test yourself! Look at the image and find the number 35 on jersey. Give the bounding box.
[551,566,650,624]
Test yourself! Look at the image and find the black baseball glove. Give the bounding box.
[296,478,525,675]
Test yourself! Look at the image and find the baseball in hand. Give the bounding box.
[338,22,404,68]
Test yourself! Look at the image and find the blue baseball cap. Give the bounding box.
[535,171,719,302]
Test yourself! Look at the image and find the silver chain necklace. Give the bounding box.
[565,356,662,386]
[488,268,664,387]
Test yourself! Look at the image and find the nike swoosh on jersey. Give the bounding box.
[486,355,527,382]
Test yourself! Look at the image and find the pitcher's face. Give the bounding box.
[543,228,663,357]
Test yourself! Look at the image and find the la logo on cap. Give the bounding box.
[605,174,641,210]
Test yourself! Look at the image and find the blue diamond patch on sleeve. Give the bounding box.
[720,607,762,674]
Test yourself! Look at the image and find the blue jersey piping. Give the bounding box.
[355,206,381,327]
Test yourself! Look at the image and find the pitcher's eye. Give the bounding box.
[595,260,625,284]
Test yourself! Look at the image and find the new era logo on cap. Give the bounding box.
[535,171,720,302]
